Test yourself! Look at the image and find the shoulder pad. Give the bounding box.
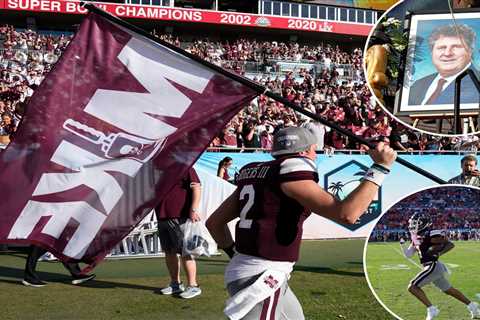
[279,157,317,175]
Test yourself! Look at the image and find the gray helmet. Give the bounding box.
[271,126,317,157]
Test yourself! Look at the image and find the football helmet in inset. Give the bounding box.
[408,212,432,235]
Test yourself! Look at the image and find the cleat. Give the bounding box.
[71,274,96,285]
[468,302,480,319]
[426,306,439,320]
[22,278,46,288]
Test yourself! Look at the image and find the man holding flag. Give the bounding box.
[206,126,396,319]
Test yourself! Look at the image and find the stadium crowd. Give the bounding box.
[1,26,480,151]
[371,187,480,242]
[0,25,72,143]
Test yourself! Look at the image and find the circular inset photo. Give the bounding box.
[364,0,480,136]
[364,185,480,320]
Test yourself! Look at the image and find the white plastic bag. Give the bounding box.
[181,220,218,257]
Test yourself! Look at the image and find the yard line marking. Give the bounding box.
[380,264,410,270]
[393,245,422,269]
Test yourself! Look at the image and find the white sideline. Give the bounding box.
[393,246,422,269]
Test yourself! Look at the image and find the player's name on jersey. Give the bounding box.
[237,165,270,182]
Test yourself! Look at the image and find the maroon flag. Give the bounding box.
[0,12,258,268]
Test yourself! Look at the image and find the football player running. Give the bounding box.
[402,212,480,320]
[206,126,396,320]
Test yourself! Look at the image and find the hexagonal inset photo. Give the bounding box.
[364,0,480,135]
[364,185,480,320]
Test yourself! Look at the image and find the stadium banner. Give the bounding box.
[1,0,373,36]
[0,12,258,267]
[196,152,462,239]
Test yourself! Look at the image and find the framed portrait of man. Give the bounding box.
[395,10,480,117]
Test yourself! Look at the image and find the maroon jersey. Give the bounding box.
[412,230,444,265]
[155,167,200,220]
[235,156,318,262]
[223,170,230,181]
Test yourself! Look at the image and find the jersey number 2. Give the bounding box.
[239,185,254,229]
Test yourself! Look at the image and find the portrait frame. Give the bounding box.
[394,9,480,117]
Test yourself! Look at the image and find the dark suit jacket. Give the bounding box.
[408,68,480,105]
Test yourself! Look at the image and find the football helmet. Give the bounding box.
[408,212,432,234]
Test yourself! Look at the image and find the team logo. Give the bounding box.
[63,119,165,163]
[263,275,279,289]
[255,17,271,27]
[324,160,382,231]
[365,171,375,179]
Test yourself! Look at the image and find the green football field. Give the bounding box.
[365,241,480,320]
[0,239,393,320]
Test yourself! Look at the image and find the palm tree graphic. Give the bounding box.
[328,169,367,200]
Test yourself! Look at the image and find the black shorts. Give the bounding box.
[158,218,187,254]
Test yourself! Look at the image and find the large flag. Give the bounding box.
[0,11,258,267]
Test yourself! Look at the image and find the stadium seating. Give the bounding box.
[1,25,479,151]
[371,187,480,242]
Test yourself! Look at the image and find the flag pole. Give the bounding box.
[81,3,447,185]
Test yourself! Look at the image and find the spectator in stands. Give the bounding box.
[219,126,237,148]
[260,127,273,149]
[217,157,233,181]
[405,132,421,150]
[156,168,202,299]
[256,115,273,134]
[0,112,16,136]
[389,123,413,151]
[424,136,444,151]
[448,154,480,186]
[453,135,480,151]
[242,120,261,150]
